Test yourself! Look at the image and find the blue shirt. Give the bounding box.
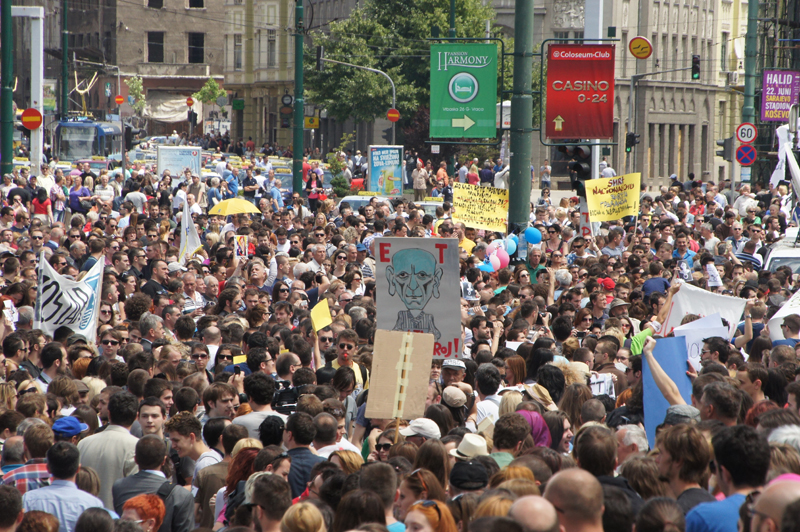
[287,447,326,499]
[686,493,745,532]
[774,338,800,348]
[270,186,284,208]
[673,248,697,268]
[224,172,238,195]
[23,479,107,532]
[642,277,671,297]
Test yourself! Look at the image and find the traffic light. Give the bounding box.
[316,46,324,72]
[625,132,640,153]
[381,126,393,143]
[124,125,142,150]
[691,55,700,80]
[716,137,734,162]
[187,110,198,127]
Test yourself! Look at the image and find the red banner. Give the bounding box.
[545,44,615,139]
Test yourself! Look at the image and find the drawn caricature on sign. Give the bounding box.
[376,237,461,358]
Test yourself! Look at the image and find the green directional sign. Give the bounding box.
[430,43,498,139]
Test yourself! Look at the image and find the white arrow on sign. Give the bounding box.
[451,115,475,131]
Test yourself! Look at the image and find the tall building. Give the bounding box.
[11,0,226,136]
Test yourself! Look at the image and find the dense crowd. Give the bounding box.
[0,160,800,532]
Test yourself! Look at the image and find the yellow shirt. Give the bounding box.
[332,359,370,391]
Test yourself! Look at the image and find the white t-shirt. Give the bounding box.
[601,167,617,178]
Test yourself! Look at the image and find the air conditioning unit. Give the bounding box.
[727,71,740,86]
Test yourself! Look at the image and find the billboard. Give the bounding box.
[545,44,615,139]
[761,70,800,122]
[368,145,404,197]
[157,146,202,180]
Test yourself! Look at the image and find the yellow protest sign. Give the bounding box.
[310,298,333,332]
[452,182,509,233]
[585,173,641,222]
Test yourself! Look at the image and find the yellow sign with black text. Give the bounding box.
[585,173,641,222]
[452,182,509,232]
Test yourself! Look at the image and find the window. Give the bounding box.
[148,0,162,8]
[554,31,569,40]
[573,31,584,43]
[233,35,242,70]
[267,29,277,68]
[188,33,204,63]
[189,0,204,7]
[147,32,164,63]
[720,32,729,71]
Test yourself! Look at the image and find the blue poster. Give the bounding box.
[642,337,693,446]
[368,145,404,197]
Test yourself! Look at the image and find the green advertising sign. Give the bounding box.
[430,43,498,139]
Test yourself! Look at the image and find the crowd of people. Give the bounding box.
[0,159,799,532]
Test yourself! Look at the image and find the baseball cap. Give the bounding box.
[600,278,616,291]
[449,461,489,491]
[442,359,466,371]
[663,404,701,425]
[356,243,367,252]
[66,334,89,347]
[399,418,441,440]
[52,416,89,437]
[442,386,468,409]
[168,262,187,273]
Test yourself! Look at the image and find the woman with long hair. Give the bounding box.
[31,187,53,225]
[395,469,446,522]
[405,500,458,532]
[573,308,594,336]
[272,280,291,302]
[513,265,531,287]
[559,383,593,431]
[504,355,527,388]
[330,252,349,279]
[413,439,451,491]
[342,270,365,296]
[543,410,573,454]
[331,490,386,532]
[68,175,92,215]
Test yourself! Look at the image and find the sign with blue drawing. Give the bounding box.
[736,144,757,166]
[375,237,461,359]
[368,145,404,197]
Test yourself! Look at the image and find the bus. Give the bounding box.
[53,118,123,163]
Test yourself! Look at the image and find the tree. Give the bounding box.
[193,78,226,105]
[328,133,356,197]
[124,75,146,116]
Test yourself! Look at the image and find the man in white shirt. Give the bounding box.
[312,413,360,457]
[215,156,227,177]
[172,181,188,213]
[474,363,503,428]
[601,165,617,178]
[95,174,116,210]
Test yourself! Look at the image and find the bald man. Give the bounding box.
[509,496,564,532]
[543,469,604,532]
[751,480,800,531]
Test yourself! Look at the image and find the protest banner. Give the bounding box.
[375,237,461,358]
[452,182,509,233]
[34,252,104,342]
[178,197,204,264]
[662,282,746,338]
[768,288,800,341]
[643,337,692,446]
[368,145,404,196]
[585,173,641,222]
[673,314,730,370]
[365,330,434,420]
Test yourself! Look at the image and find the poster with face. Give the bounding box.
[375,237,461,359]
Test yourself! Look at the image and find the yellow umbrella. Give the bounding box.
[208,198,262,216]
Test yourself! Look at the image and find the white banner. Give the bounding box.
[34,253,104,343]
[674,314,730,370]
[662,282,747,338]
[178,196,203,264]
[768,289,800,341]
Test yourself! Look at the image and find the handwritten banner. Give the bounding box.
[585,173,641,222]
[452,182,509,232]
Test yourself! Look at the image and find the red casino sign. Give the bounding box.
[545,44,616,139]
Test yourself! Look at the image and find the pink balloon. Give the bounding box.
[487,241,499,254]
[489,255,501,271]
[496,249,510,269]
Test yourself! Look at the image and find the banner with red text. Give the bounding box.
[585,173,641,222]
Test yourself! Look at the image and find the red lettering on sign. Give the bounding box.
[434,338,461,358]
[435,243,447,263]
[379,243,391,262]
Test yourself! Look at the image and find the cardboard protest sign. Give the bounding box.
[663,282,746,338]
[452,182,509,232]
[642,337,692,446]
[673,314,730,370]
[365,330,435,420]
[368,145,404,197]
[585,173,641,222]
[375,237,461,358]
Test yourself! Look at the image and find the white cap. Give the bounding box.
[399,418,441,440]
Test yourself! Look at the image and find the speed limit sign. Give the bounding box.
[736,123,757,144]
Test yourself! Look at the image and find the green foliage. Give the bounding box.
[124,76,146,115]
[193,78,227,105]
[328,133,356,197]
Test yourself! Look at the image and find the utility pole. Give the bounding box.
[292,0,304,194]
[61,0,68,118]
[1,0,13,176]
[507,0,533,231]
[742,0,758,123]
[585,0,603,181]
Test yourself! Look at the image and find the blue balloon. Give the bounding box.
[525,227,542,244]
[477,261,495,273]
[509,234,519,245]
[505,238,517,255]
